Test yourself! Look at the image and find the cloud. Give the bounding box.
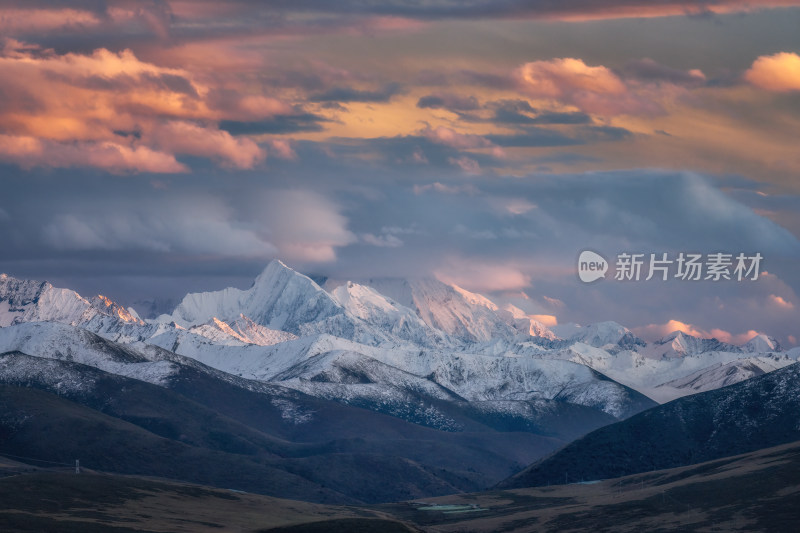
[769,294,795,310]
[517,58,626,98]
[0,8,102,34]
[0,134,187,173]
[219,114,329,135]
[413,182,479,195]
[448,156,481,173]
[266,139,298,160]
[309,83,403,103]
[151,121,264,169]
[745,52,800,92]
[419,125,505,161]
[435,259,532,292]
[0,41,285,171]
[417,93,481,111]
[420,125,497,150]
[258,190,357,262]
[499,198,537,215]
[42,200,277,257]
[361,233,404,247]
[532,314,558,327]
[515,57,664,115]
[123,1,800,29]
[632,319,763,345]
[619,58,706,86]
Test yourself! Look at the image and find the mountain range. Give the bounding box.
[0,260,797,502]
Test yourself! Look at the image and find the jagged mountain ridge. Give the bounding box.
[0,260,794,410]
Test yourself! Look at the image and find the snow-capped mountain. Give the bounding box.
[642,330,739,359]
[352,277,537,343]
[0,273,143,328]
[0,321,177,386]
[561,321,645,351]
[186,316,298,346]
[1,261,796,506]
[166,260,343,332]
[330,281,449,347]
[652,354,795,400]
[742,334,782,353]
[0,260,795,413]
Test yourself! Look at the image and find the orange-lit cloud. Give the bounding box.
[632,319,764,345]
[769,294,795,310]
[0,134,187,173]
[0,40,288,171]
[745,52,800,92]
[517,58,626,99]
[531,314,558,327]
[515,57,663,115]
[151,121,264,169]
[435,260,532,292]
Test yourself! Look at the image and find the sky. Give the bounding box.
[1,0,799,345]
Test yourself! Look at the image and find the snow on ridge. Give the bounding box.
[1,262,796,412]
[166,260,342,333]
[0,273,144,328]
[0,322,177,386]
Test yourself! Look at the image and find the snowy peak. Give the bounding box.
[90,295,144,325]
[361,277,522,343]
[450,284,499,312]
[498,303,557,340]
[567,321,644,350]
[0,273,143,328]
[648,330,738,358]
[742,334,781,353]
[330,281,448,346]
[230,314,298,346]
[0,321,177,386]
[168,259,343,333]
[186,315,298,346]
[344,277,557,343]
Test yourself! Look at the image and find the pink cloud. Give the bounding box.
[151,121,264,169]
[632,319,764,345]
[768,294,795,310]
[0,8,101,33]
[0,134,187,173]
[435,260,532,292]
[448,156,481,174]
[745,52,800,92]
[267,139,298,160]
[258,190,357,263]
[0,41,295,172]
[531,314,558,327]
[514,57,664,115]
